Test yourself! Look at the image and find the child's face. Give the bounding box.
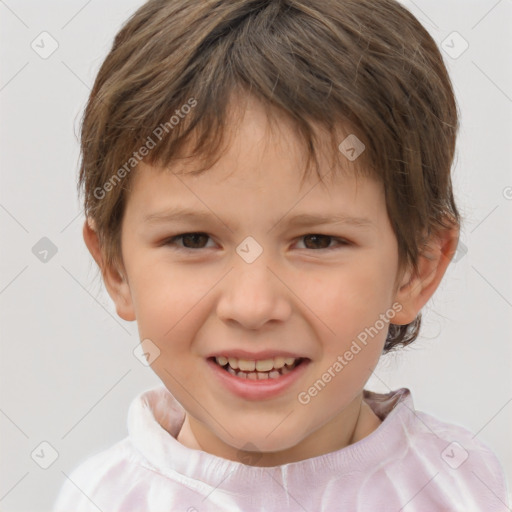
[114,97,412,463]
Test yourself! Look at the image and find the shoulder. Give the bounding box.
[52,386,187,511]
[416,409,508,479]
[424,412,509,508]
[52,437,154,512]
[369,389,510,510]
[411,407,506,473]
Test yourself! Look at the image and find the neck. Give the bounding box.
[177,392,382,466]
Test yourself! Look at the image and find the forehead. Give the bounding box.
[136,93,373,190]
[124,94,384,227]
[164,93,369,174]
[126,168,384,241]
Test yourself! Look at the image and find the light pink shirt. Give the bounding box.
[54,386,509,511]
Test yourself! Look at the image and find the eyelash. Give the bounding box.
[162,233,351,252]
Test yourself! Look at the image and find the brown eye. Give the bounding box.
[302,234,349,250]
[181,233,209,248]
[165,233,212,250]
[304,235,330,249]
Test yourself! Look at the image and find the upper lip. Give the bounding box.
[208,349,308,360]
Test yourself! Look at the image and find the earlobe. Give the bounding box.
[392,226,459,326]
[82,219,136,322]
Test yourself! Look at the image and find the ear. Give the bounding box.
[82,219,136,322]
[392,224,460,325]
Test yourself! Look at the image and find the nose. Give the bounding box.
[216,254,292,330]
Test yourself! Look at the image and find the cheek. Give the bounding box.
[130,256,202,311]
[304,259,396,341]
[128,263,199,347]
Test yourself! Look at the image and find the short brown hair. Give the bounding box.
[78,0,460,352]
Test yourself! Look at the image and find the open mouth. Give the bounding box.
[209,355,307,380]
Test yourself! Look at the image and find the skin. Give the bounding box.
[84,95,459,467]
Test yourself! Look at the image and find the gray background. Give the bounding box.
[0,0,511,510]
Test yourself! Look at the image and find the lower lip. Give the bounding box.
[206,358,310,401]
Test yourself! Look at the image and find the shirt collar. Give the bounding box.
[127,385,414,495]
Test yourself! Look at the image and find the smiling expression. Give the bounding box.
[99,95,423,465]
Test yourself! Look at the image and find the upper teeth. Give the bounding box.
[215,356,298,372]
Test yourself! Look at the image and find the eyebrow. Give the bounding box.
[143,207,374,229]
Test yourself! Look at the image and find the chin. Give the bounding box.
[223,427,306,457]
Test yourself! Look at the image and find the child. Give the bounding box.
[54,0,509,510]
